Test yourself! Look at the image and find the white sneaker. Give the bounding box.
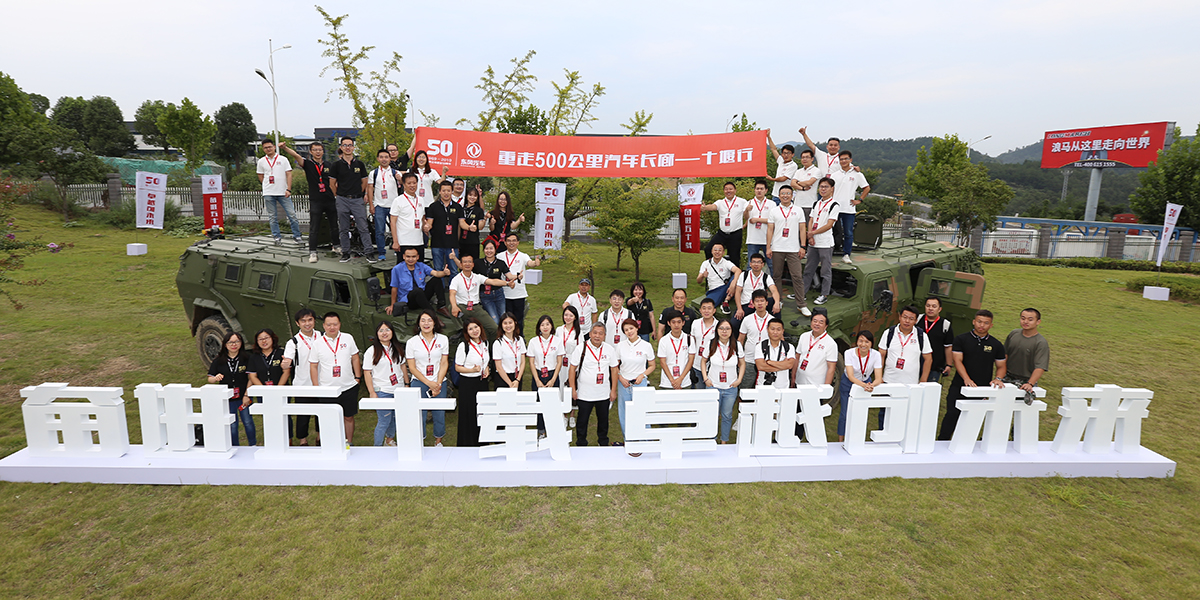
[308,252,318,263]
[842,254,853,264]
[801,307,812,317]
[569,416,577,428]
[815,295,828,305]
[435,440,443,448]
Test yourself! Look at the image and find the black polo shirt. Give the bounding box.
[460,204,486,250]
[659,306,700,332]
[207,353,250,400]
[477,256,509,295]
[950,331,1006,387]
[917,315,954,371]
[249,348,287,385]
[300,159,335,202]
[425,200,463,248]
[330,157,367,198]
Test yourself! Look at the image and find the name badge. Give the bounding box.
[419,188,425,197]
[719,371,727,383]
[614,334,620,343]
[390,374,399,386]
[318,184,326,193]
[467,301,474,310]
[782,228,789,237]
[426,364,435,376]
[232,388,241,399]
[596,373,605,385]
[672,366,680,377]
[755,222,762,229]
[895,358,906,369]
[266,381,275,385]
[484,285,492,293]
[725,217,730,226]
[414,219,421,229]
[799,359,808,370]
[445,224,453,235]
[562,356,569,367]
[540,367,549,379]
[332,365,342,378]
[382,189,388,199]
[269,176,275,184]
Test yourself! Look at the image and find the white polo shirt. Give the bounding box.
[814,148,839,177]
[690,317,720,350]
[702,341,744,390]
[555,325,581,371]
[616,336,655,381]
[413,168,437,208]
[565,292,599,330]
[257,154,292,196]
[455,339,490,379]
[492,335,527,374]
[699,257,737,291]
[755,339,795,388]
[768,202,805,253]
[736,270,776,306]
[809,197,840,248]
[405,333,449,381]
[772,160,798,199]
[599,306,631,346]
[284,330,320,386]
[450,272,488,306]
[844,348,882,383]
[739,312,773,360]
[828,167,869,215]
[363,343,404,393]
[571,341,617,401]
[657,331,697,387]
[795,331,838,385]
[501,250,533,300]
[371,167,399,208]
[744,196,774,245]
[714,196,748,233]
[792,164,822,209]
[526,335,564,376]
[389,192,425,246]
[881,327,933,384]
[309,333,359,393]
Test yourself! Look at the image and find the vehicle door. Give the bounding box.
[239,260,292,338]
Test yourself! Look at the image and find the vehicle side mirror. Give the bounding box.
[367,277,381,302]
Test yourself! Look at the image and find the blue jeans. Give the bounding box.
[705,282,731,305]
[691,368,706,390]
[373,205,391,260]
[481,289,506,325]
[411,379,447,439]
[617,378,648,437]
[716,386,738,442]
[372,391,395,445]
[745,243,771,275]
[639,333,650,343]
[264,195,302,241]
[430,247,458,295]
[839,213,856,255]
[229,399,257,446]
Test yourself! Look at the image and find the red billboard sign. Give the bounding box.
[411,127,767,178]
[1040,122,1173,169]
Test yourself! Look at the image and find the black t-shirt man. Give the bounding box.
[918,314,954,372]
[301,159,335,202]
[659,306,700,334]
[425,200,464,248]
[950,330,1006,387]
[330,156,367,198]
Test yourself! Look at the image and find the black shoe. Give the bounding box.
[339,253,351,263]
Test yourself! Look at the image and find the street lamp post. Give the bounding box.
[966,135,991,162]
[255,38,292,148]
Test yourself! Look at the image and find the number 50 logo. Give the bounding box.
[426,139,454,157]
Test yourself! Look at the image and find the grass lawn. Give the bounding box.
[1,204,1198,598]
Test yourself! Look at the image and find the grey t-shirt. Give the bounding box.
[1003,329,1049,380]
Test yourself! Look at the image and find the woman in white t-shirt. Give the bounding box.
[839,330,883,441]
[364,322,407,447]
[556,306,582,426]
[700,320,745,443]
[615,318,656,444]
[407,150,446,207]
[492,312,527,392]
[454,318,491,447]
[527,314,564,438]
[405,310,450,447]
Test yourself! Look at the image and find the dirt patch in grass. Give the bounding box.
[37,356,139,388]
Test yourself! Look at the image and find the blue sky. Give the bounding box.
[4,0,1197,155]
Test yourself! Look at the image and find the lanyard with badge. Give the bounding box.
[403,193,419,229]
[460,273,475,309]
[561,327,574,368]
[586,343,606,385]
[227,356,243,398]
[609,309,624,343]
[670,335,686,378]
[779,204,794,238]
[723,196,738,228]
[468,340,487,373]
[379,345,399,386]
[538,336,554,379]
[421,335,438,377]
[895,330,914,369]
[314,162,326,193]
[322,334,342,379]
[266,154,279,185]
[752,197,767,229]
[799,332,826,371]
[858,350,872,382]
[716,342,731,383]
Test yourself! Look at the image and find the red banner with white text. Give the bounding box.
[1040,121,1173,169]
[679,204,702,253]
[412,127,767,178]
[201,174,224,229]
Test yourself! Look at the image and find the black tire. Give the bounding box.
[197,315,233,369]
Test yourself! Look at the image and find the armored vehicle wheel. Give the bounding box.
[197,315,233,369]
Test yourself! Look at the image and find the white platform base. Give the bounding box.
[126,243,147,256]
[0,442,1175,487]
[1143,286,1170,301]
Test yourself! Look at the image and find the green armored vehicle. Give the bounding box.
[177,236,459,367]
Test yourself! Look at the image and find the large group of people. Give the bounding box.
[217,129,1052,450]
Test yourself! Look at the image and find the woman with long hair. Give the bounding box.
[699,320,745,444]
[485,191,524,248]
[207,331,255,446]
[626,282,655,342]
[492,312,527,392]
[556,305,582,427]
[405,310,451,447]
[526,314,563,439]
[364,321,407,447]
[454,317,490,447]
[406,149,447,208]
[459,187,486,261]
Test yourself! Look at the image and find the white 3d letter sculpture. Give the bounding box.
[948,384,1047,454]
[21,383,130,458]
[844,383,940,455]
[360,385,455,461]
[135,383,236,456]
[1052,384,1152,454]
[734,385,833,457]
[477,387,572,461]
[625,387,717,459]
[250,385,346,460]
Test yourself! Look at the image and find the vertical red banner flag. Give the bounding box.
[201,175,224,229]
[678,183,704,254]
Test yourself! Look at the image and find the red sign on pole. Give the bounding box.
[679,204,701,253]
[201,175,224,229]
[1040,122,1173,169]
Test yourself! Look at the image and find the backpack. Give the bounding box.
[760,339,794,362]
[884,325,927,363]
[370,166,398,187]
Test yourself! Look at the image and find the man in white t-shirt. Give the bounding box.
[697,243,741,306]
[564,278,600,331]
[598,288,631,346]
[802,178,840,305]
[879,305,933,429]
[308,312,363,445]
[282,308,320,445]
[365,148,401,262]
[766,185,810,316]
[738,290,773,390]
[755,319,796,389]
[501,232,541,337]
[733,253,780,322]
[569,323,618,447]
[794,312,838,440]
[790,149,822,222]
[658,310,698,389]
[690,298,720,389]
[827,150,871,263]
[743,180,776,274]
[798,126,844,177]
[700,181,748,266]
[256,139,303,246]
[390,172,426,261]
[767,129,798,204]
[449,253,510,339]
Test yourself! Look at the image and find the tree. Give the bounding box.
[459,50,538,131]
[211,102,257,171]
[545,69,605,136]
[81,96,134,156]
[592,181,677,281]
[0,71,44,167]
[10,120,105,221]
[157,97,216,172]
[621,110,653,136]
[497,104,548,136]
[906,134,1014,245]
[1130,124,1200,231]
[50,96,87,138]
[135,100,170,153]
[28,93,48,117]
